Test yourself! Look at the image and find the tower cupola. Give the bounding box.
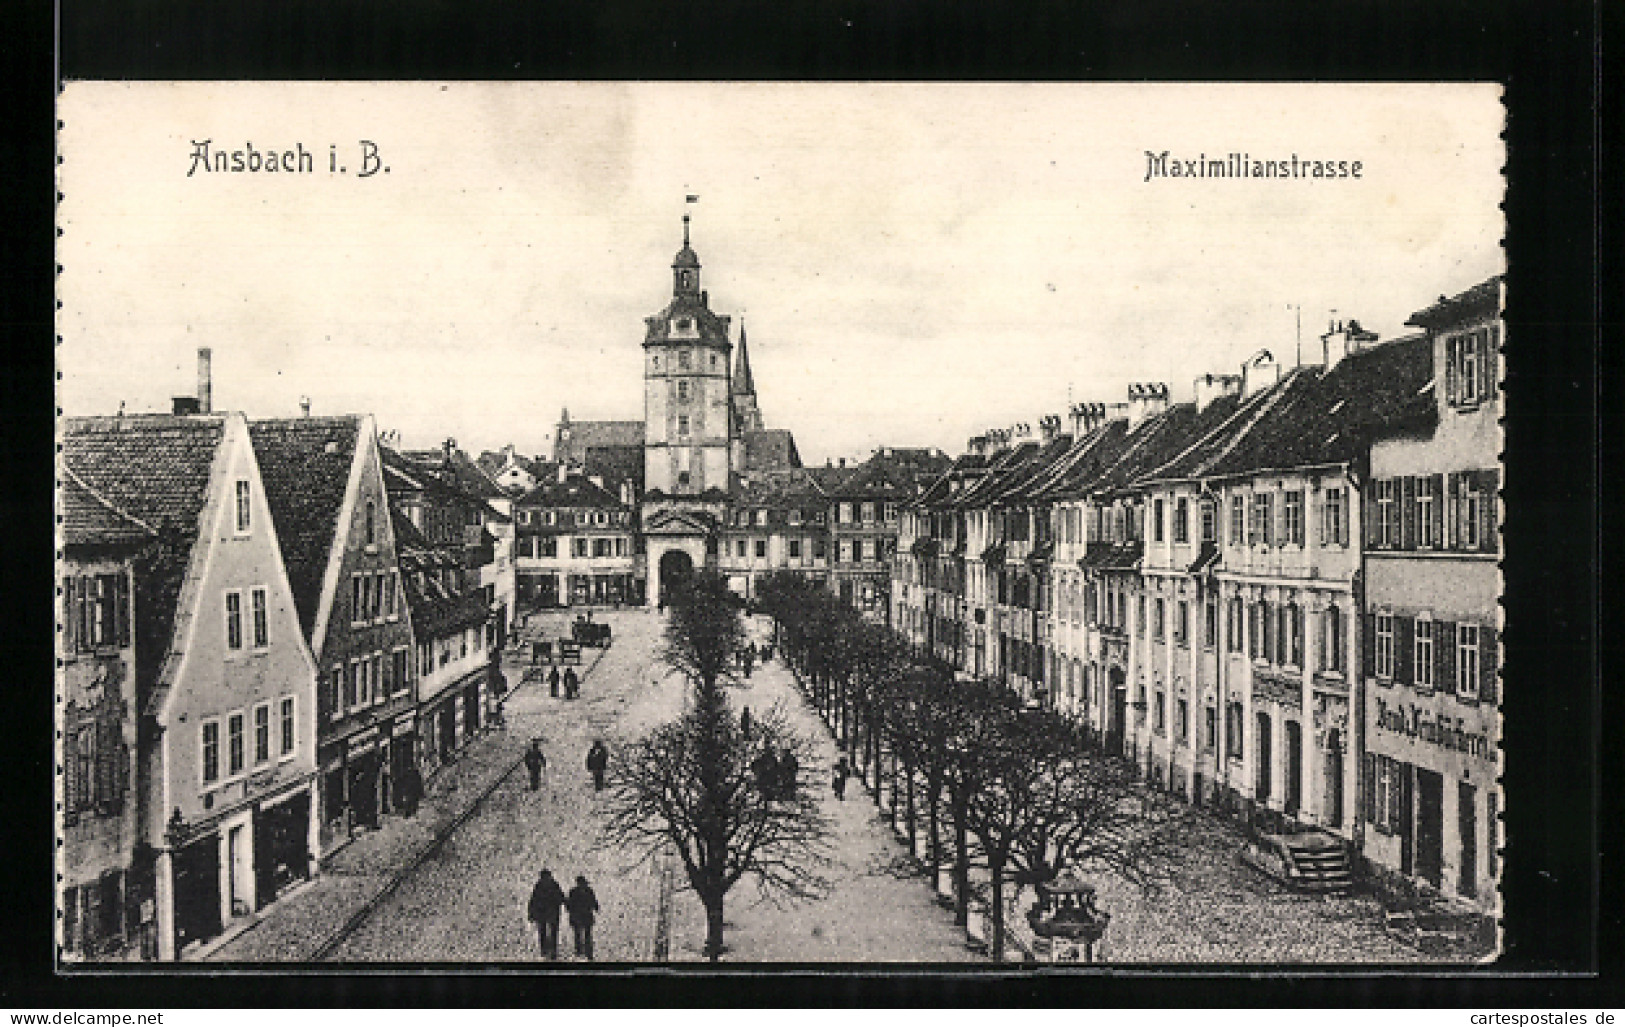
[672,214,701,297]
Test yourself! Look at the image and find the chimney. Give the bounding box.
[443,437,457,460]
[1241,350,1281,398]
[1193,373,1242,413]
[1069,402,1108,436]
[171,396,201,415]
[299,396,312,418]
[838,457,846,469]
[196,348,213,413]
[1126,382,1170,430]
[967,435,988,457]
[1039,414,1062,444]
[1319,318,1378,371]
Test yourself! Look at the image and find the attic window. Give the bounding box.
[675,318,692,331]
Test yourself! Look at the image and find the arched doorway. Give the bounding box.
[1324,729,1344,828]
[658,548,694,606]
[1108,666,1128,756]
[1284,720,1303,816]
[1255,711,1273,803]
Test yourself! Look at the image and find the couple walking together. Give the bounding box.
[527,870,600,960]
[524,739,610,791]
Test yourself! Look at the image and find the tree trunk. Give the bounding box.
[703,891,726,961]
[904,758,917,849]
[988,861,1006,962]
[952,795,970,927]
[927,788,942,893]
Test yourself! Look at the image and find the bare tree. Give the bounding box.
[600,572,832,960]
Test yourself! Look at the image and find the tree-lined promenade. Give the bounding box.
[754,571,1190,961]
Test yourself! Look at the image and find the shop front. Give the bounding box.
[252,786,312,911]
[1362,688,1498,907]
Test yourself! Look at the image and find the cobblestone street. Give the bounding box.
[210,608,1438,965]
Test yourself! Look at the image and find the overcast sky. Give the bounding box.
[59,82,1503,464]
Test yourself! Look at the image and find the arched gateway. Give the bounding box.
[658,549,693,605]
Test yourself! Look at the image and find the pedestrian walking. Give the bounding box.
[527,869,566,959]
[778,746,800,799]
[832,757,849,801]
[751,747,779,799]
[563,667,579,700]
[548,666,561,698]
[566,875,599,959]
[740,644,755,679]
[739,705,753,739]
[585,740,609,792]
[523,739,547,791]
[396,757,422,818]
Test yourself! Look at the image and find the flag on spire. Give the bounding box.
[686,194,700,203]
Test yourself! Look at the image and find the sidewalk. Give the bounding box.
[205,645,607,962]
[660,628,981,962]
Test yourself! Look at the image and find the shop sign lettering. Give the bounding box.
[1374,697,1496,762]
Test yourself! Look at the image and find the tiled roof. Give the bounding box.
[249,416,361,639]
[915,452,989,507]
[642,295,731,347]
[731,468,828,509]
[829,447,953,499]
[579,444,644,495]
[515,475,625,510]
[742,429,801,472]
[950,442,1039,509]
[382,445,512,522]
[1174,335,1436,480]
[1406,275,1503,331]
[59,465,157,547]
[61,414,228,696]
[1031,420,1135,500]
[986,435,1075,505]
[805,464,857,491]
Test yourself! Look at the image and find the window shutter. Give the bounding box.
[1363,613,1377,680]
[1340,493,1350,547]
[61,577,76,653]
[1480,469,1499,554]
[1480,625,1499,705]
[1437,620,1456,694]
[1401,477,1418,550]
[1395,616,1414,686]
[76,577,91,651]
[1445,472,1459,549]
[1445,335,1458,404]
[62,724,80,814]
[115,572,131,649]
[1483,326,1499,404]
[96,719,118,813]
[1430,474,1444,550]
[1362,752,1377,824]
[1363,486,1377,548]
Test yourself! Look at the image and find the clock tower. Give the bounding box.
[642,215,735,496]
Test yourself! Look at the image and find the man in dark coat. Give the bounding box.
[527,869,566,959]
[832,757,849,801]
[585,740,609,791]
[751,748,780,800]
[778,747,800,799]
[548,666,561,698]
[566,875,600,959]
[563,667,579,700]
[524,739,547,791]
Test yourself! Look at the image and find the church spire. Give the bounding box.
[732,321,757,397]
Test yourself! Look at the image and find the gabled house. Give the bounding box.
[250,415,416,855]
[58,468,156,960]
[825,447,951,619]
[62,413,321,960]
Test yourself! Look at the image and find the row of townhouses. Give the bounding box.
[892,276,1501,912]
[58,379,519,960]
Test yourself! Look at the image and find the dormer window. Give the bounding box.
[675,317,692,331]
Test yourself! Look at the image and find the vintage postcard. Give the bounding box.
[56,82,1503,967]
